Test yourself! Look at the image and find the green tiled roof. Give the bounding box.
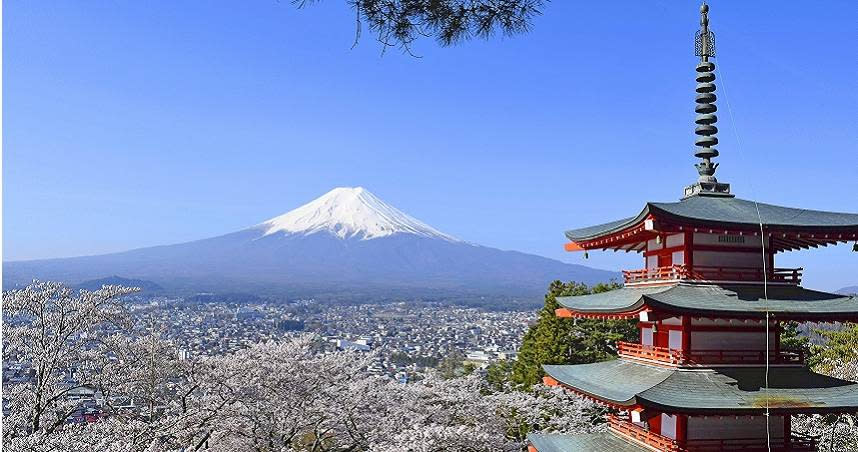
[528,432,648,452]
[640,367,858,414]
[544,360,858,414]
[562,217,636,242]
[565,196,858,241]
[543,361,671,405]
[556,284,858,320]
[556,285,668,313]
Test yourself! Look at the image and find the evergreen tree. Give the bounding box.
[779,320,813,360]
[297,1,545,52]
[510,280,635,389]
[809,323,858,371]
[485,359,515,392]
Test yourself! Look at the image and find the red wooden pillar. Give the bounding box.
[647,413,661,435]
[768,248,775,276]
[774,321,782,363]
[681,315,692,355]
[675,414,688,447]
[655,321,669,348]
[685,231,694,274]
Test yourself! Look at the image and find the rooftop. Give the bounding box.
[528,432,649,452]
[555,283,858,321]
[544,360,858,414]
[565,196,858,252]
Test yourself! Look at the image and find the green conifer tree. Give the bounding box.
[509,280,635,389]
[809,323,858,371]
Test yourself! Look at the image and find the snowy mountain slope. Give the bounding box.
[258,187,459,242]
[3,188,619,300]
[838,286,858,295]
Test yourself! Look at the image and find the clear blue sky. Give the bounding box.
[4,1,856,290]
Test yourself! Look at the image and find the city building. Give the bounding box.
[528,4,858,451]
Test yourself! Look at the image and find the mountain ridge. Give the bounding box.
[3,187,619,302]
[837,286,858,296]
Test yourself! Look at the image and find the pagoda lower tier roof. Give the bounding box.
[544,360,858,414]
[565,195,858,252]
[556,283,858,320]
[528,432,647,452]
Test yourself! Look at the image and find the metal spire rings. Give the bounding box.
[684,2,732,198]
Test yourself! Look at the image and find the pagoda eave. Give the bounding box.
[528,432,652,452]
[544,361,858,416]
[542,375,635,409]
[555,284,858,322]
[555,306,645,320]
[565,196,858,254]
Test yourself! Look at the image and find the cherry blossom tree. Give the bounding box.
[193,338,601,451]
[3,281,136,439]
[3,282,602,451]
[793,357,858,452]
[3,282,211,451]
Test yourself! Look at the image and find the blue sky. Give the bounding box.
[4,1,856,290]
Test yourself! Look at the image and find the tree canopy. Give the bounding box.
[810,323,858,371]
[505,280,636,389]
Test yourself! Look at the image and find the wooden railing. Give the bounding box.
[608,414,680,452]
[623,265,687,284]
[617,342,805,365]
[684,349,805,365]
[609,412,817,451]
[683,432,818,451]
[690,266,802,285]
[617,341,684,364]
[623,265,802,285]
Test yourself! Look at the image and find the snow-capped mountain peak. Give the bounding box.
[258,187,459,241]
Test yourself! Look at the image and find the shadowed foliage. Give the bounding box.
[506,280,636,389]
[296,0,546,53]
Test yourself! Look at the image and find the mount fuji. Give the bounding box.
[3,187,618,302]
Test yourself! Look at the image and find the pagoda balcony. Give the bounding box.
[607,414,680,452]
[608,414,817,452]
[622,265,803,286]
[617,341,805,366]
[682,434,818,452]
[617,341,683,364]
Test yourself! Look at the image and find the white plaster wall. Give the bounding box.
[666,233,685,248]
[661,414,677,439]
[687,416,784,440]
[647,255,658,270]
[648,238,663,251]
[691,331,776,351]
[668,330,683,350]
[641,328,654,346]
[672,250,685,265]
[693,251,762,268]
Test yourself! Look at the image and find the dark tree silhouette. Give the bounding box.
[295,0,546,53]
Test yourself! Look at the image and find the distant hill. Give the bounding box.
[837,286,858,295]
[3,187,619,304]
[76,276,164,292]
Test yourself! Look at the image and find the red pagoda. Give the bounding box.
[527,4,858,452]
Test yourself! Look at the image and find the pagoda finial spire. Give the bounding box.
[684,2,733,198]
